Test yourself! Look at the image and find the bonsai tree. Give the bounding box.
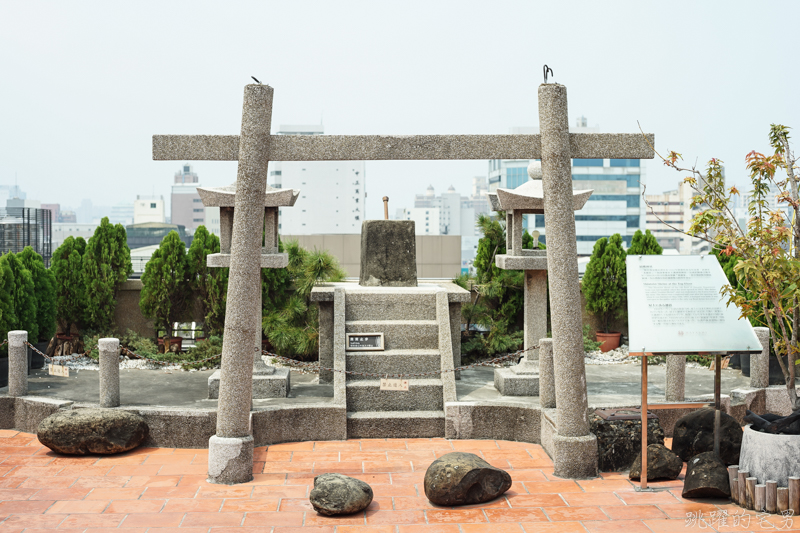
[582,233,627,334]
[627,229,663,256]
[0,252,37,342]
[18,246,57,343]
[186,226,227,337]
[82,217,133,332]
[262,240,345,360]
[140,231,190,349]
[51,236,87,336]
[654,124,800,426]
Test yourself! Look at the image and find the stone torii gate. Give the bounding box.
[153,83,654,483]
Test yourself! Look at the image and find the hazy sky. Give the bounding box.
[1,1,798,220]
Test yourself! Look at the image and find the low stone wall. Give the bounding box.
[115,280,204,338]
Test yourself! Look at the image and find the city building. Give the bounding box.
[171,164,206,234]
[269,124,366,234]
[52,223,98,252]
[110,202,134,225]
[133,195,165,224]
[488,118,646,256]
[125,222,190,249]
[0,204,53,265]
[645,181,695,253]
[41,203,60,223]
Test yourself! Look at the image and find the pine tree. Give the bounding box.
[186,226,227,337]
[51,236,86,335]
[140,231,190,343]
[627,229,663,255]
[82,217,133,332]
[582,233,627,333]
[18,246,57,342]
[1,252,37,341]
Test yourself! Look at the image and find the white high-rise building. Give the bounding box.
[133,195,165,224]
[269,125,366,234]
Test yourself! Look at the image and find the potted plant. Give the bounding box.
[653,124,800,497]
[582,233,627,351]
[140,231,190,353]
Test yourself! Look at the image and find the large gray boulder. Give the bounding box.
[424,451,512,506]
[359,220,417,287]
[629,444,683,481]
[38,409,149,455]
[682,451,731,498]
[310,473,373,516]
[672,407,742,465]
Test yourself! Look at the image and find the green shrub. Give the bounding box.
[582,234,627,334]
[140,231,190,344]
[52,236,87,335]
[627,229,663,255]
[19,247,56,342]
[583,325,602,352]
[187,226,227,337]
[1,252,37,342]
[82,218,132,332]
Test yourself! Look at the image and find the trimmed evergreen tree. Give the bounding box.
[52,236,86,335]
[186,226,227,337]
[582,233,627,333]
[140,231,190,344]
[19,246,57,343]
[82,217,133,332]
[0,257,16,353]
[627,229,663,255]
[1,252,37,341]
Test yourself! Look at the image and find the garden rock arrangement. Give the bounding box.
[424,452,512,506]
[584,344,636,365]
[309,473,373,516]
[629,443,683,481]
[673,407,742,465]
[590,413,664,472]
[37,408,149,455]
[682,451,731,498]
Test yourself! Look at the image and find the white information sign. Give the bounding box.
[627,255,761,354]
[48,364,69,377]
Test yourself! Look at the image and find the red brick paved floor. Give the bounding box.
[0,430,791,532]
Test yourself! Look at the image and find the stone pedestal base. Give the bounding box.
[494,364,540,396]
[208,368,290,399]
[208,434,254,484]
[541,408,598,479]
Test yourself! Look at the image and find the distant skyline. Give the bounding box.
[2,1,798,222]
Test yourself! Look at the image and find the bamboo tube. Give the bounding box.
[728,466,739,504]
[790,477,800,516]
[756,484,766,512]
[739,471,749,507]
[778,487,789,513]
[766,480,777,514]
[746,477,757,510]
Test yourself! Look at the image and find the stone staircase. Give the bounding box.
[339,287,456,438]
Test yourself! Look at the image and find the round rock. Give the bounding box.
[37,408,149,455]
[682,451,731,499]
[424,451,512,506]
[672,407,742,465]
[629,443,683,481]
[310,473,373,516]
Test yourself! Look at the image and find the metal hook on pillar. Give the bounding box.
[543,65,553,84]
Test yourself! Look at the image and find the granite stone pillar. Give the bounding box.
[524,270,547,362]
[752,327,770,389]
[538,83,596,478]
[539,338,556,409]
[666,354,686,402]
[99,338,120,408]
[8,330,27,397]
[219,207,233,254]
[210,84,273,484]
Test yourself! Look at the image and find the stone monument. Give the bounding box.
[197,182,299,399]
[491,162,593,396]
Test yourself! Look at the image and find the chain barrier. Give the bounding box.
[18,338,535,379]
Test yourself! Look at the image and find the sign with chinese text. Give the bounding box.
[48,364,69,377]
[627,255,761,354]
[380,378,409,391]
[346,333,384,351]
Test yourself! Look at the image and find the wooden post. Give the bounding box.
[714,354,721,458]
[756,484,766,512]
[789,476,800,516]
[778,487,789,513]
[732,479,739,505]
[739,471,749,506]
[728,466,739,504]
[383,196,389,220]
[766,480,777,514]
[641,355,648,490]
[746,477,757,510]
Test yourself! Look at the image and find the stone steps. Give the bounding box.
[345,320,438,350]
[346,410,445,438]
[345,291,437,321]
[345,349,441,380]
[345,378,443,412]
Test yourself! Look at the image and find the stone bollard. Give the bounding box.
[665,354,686,401]
[99,338,121,408]
[8,330,28,397]
[752,327,770,389]
[539,338,555,409]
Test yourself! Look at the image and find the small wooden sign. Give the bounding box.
[49,364,69,377]
[346,333,384,351]
[380,378,409,391]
